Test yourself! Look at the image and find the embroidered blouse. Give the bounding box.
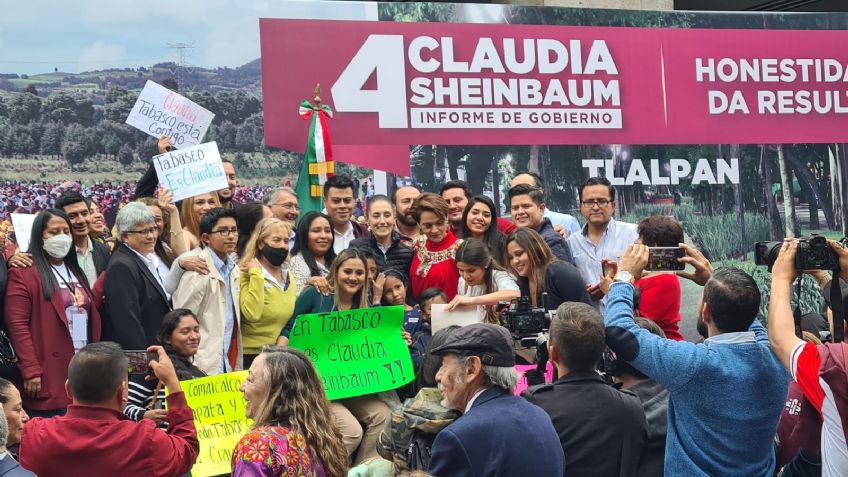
[409,231,462,301]
[231,426,326,477]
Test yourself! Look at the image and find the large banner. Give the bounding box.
[262,19,848,152]
[256,2,848,340]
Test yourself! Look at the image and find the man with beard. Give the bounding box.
[217,160,239,209]
[605,243,789,477]
[428,324,564,476]
[393,185,421,246]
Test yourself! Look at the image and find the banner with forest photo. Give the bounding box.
[258,1,848,322]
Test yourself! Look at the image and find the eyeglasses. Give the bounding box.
[272,202,300,211]
[210,228,239,237]
[126,227,158,236]
[581,199,612,208]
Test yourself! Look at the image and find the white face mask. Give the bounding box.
[43,234,73,259]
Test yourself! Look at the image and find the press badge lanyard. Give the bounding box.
[52,265,89,348]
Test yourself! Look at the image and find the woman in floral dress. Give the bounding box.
[232,347,348,477]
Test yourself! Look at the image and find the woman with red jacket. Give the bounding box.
[4,209,101,416]
[409,193,463,301]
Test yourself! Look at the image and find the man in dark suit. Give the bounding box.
[0,404,35,476]
[523,302,648,477]
[429,324,564,477]
[102,203,171,350]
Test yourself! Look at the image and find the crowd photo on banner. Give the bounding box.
[2,2,848,477]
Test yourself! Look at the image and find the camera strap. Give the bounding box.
[831,274,845,343]
[793,279,803,339]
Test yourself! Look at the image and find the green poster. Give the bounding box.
[288,305,414,400]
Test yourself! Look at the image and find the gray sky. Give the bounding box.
[0,0,374,75]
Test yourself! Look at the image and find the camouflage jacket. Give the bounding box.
[376,387,461,472]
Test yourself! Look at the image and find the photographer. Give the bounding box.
[767,239,848,476]
[605,243,789,477]
[523,302,647,477]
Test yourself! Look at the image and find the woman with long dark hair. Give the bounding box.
[505,228,590,311]
[446,238,519,323]
[124,309,205,426]
[289,211,335,295]
[461,195,507,265]
[234,347,348,477]
[4,209,100,416]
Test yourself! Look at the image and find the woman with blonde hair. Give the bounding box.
[178,191,220,249]
[239,218,296,368]
[278,248,390,466]
[234,346,348,477]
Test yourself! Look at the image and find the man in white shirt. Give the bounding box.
[323,175,367,254]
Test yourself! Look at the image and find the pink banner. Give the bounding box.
[261,19,848,174]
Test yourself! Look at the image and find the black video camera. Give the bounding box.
[755,234,840,271]
[501,296,548,345]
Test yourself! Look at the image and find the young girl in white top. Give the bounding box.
[446,238,520,323]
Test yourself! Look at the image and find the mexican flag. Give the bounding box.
[295,99,334,215]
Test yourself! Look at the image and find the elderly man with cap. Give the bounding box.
[428,323,564,477]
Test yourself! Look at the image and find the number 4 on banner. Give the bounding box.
[331,35,408,128]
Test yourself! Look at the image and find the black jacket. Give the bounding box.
[524,371,648,477]
[536,217,574,265]
[91,239,110,277]
[102,244,172,349]
[350,231,413,277]
[520,261,591,311]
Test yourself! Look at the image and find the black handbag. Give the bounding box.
[0,327,19,380]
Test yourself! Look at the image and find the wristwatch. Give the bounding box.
[614,271,634,284]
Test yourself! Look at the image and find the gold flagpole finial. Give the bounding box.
[313,84,322,106]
